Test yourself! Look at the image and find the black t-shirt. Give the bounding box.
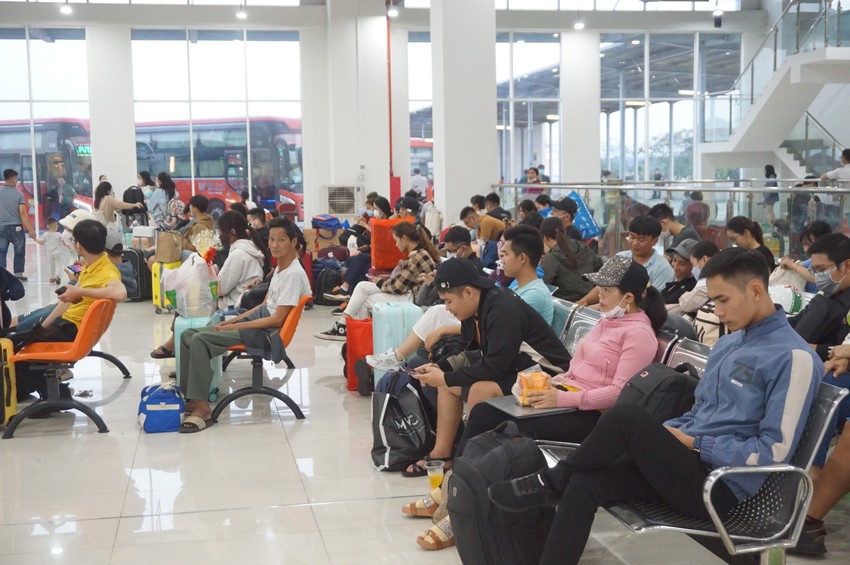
[755,244,776,269]
[565,225,583,241]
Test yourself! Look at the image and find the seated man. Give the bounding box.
[668,240,719,315]
[660,238,698,305]
[405,259,571,476]
[14,219,127,395]
[648,203,700,261]
[488,248,822,565]
[578,215,675,306]
[177,217,310,432]
[788,233,850,360]
[500,224,553,325]
[461,205,505,269]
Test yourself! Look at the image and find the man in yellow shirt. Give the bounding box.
[14,219,126,398]
[461,206,505,242]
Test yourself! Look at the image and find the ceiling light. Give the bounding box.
[625,100,646,107]
[387,6,399,18]
[574,21,585,31]
[551,68,558,73]
[552,33,559,38]
[678,89,695,96]
[545,114,560,121]
[59,1,72,15]
[515,40,526,45]
[599,53,605,58]
[631,39,641,45]
[236,8,247,20]
[496,125,512,131]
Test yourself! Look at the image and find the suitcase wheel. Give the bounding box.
[155,307,162,314]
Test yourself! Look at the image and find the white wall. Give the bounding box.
[86,26,137,191]
[390,25,411,191]
[561,31,601,183]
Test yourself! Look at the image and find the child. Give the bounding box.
[37,218,69,284]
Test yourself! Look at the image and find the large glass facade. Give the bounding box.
[0,27,89,230]
[408,31,433,182]
[600,32,741,182]
[131,29,302,219]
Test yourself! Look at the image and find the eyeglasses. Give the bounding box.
[809,263,837,275]
[626,233,653,244]
[728,234,740,244]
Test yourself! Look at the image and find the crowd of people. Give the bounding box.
[5,163,850,561]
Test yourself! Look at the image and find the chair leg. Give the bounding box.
[211,357,305,421]
[222,351,239,372]
[88,350,131,378]
[759,548,785,565]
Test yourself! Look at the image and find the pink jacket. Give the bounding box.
[553,311,657,410]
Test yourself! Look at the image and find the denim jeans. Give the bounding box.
[0,224,26,274]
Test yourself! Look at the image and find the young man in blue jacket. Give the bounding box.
[489,247,822,565]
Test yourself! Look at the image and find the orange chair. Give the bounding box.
[3,299,121,439]
[212,295,312,421]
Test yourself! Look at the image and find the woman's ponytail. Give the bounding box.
[630,285,667,332]
[418,226,440,264]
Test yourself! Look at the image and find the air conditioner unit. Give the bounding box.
[320,185,365,219]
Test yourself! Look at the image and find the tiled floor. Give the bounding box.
[2,243,849,564]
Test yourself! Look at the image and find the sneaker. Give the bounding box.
[788,520,827,556]
[323,290,350,303]
[15,273,27,281]
[315,321,347,341]
[332,301,348,316]
[488,471,560,513]
[366,349,402,371]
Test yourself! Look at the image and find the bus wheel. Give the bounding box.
[209,199,226,220]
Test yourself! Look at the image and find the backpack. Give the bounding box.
[122,186,147,223]
[312,268,342,306]
[423,204,443,241]
[137,382,185,433]
[165,197,185,229]
[447,421,554,565]
[311,214,342,236]
[615,362,699,424]
[694,300,728,347]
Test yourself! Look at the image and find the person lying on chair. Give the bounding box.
[177,217,310,433]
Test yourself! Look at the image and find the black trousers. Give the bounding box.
[540,403,739,565]
[343,253,371,289]
[458,401,601,454]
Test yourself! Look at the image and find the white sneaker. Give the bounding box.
[366,349,401,371]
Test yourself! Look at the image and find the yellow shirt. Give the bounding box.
[478,214,506,242]
[61,253,121,327]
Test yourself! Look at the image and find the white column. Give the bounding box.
[390,25,410,192]
[431,0,496,219]
[300,27,331,219]
[86,26,137,190]
[560,31,600,183]
[325,0,390,199]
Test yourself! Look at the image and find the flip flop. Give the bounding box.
[150,345,174,359]
[402,456,452,478]
[179,415,214,433]
[416,517,455,551]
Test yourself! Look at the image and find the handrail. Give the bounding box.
[493,182,850,194]
[805,111,846,151]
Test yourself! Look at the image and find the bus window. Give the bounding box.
[224,150,248,193]
[251,148,276,203]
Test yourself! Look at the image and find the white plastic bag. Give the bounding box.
[162,254,219,317]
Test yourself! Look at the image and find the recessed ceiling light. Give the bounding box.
[387,7,399,18]
[574,21,585,31]
[60,3,72,15]
[631,39,641,45]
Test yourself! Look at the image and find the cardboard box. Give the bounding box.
[303,228,341,252]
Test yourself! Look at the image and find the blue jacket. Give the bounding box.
[665,308,821,501]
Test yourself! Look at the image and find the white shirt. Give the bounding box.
[266,257,311,311]
[824,164,850,181]
[410,174,428,197]
[616,249,676,291]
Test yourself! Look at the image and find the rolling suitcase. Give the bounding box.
[371,301,422,380]
[173,315,223,401]
[1,337,16,424]
[152,260,181,314]
[121,248,152,302]
[345,318,373,392]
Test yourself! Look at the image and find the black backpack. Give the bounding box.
[447,421,554,565]
[615,362,699,423]
[312,268,342,306]
[122,186,148,225]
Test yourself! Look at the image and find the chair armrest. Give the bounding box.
[702,464,812,555]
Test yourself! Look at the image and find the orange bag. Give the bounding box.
[370,217,409,270]
[345,318,373,392]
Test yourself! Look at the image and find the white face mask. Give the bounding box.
[601,296,628,319]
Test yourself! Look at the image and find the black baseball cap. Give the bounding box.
[583,255,650,296]
[399,196,421,214]
[551,197,578,216]
[435,258,495,291]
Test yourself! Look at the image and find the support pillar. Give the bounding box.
[560,31,601,183]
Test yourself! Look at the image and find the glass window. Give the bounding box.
[600,33,645,100]
[0,29,29,100]
[246,31,300,100]
[511,33,559,99]
[132,30,190,101]
[28,28,88,101]
[649,34,694,99]
[408,32,432,101]
[188,30,246,101]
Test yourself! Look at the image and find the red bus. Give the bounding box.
[0,118,92,230]
[135,117,303,219]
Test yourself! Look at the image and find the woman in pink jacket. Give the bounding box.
[459,254,667,448]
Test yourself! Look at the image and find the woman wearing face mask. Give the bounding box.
[667,240,720,315]
[726,216,776,269]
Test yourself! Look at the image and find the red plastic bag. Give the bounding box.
[370,217,409,271]
[345,318,373,391]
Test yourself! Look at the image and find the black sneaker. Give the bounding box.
[488,471,560,513]
[354,359,373,397]
[315,321,347,342]
[15,273,28,281]
[788,521,827,556]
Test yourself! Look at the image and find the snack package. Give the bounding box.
[512,364,549,407]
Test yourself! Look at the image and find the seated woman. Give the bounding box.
[178,217,311,432]
[150,211,269,359]
[405,255,667,550]
[539,217,602,302]
[315,221,439,341]
[92,181,144,230]
[726,215,776,269]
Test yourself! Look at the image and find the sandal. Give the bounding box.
[402,456,453,478]
[416,517,455,551]
[179,415,214,433]
[402,491,439,517]
[150,345,174,359]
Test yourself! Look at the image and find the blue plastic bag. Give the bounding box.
[567,191,600,239]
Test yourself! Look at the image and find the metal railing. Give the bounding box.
[702,0,846,142]
[491,180,850,257]
[784,111,846,176]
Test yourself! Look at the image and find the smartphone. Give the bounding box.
[67,264,82,274]
[398,365,417,376]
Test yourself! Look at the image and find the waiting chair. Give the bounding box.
[3,299,122,439]
[665,338,711,377]
[653,329,679,364]
[551,298,577,343]
[562,307,602,356]
[662,313,699,341]
[213,295,312,422]
[537,383,848,564]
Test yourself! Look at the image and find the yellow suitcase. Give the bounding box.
[152,260,182,314]
[1,337,17,425]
